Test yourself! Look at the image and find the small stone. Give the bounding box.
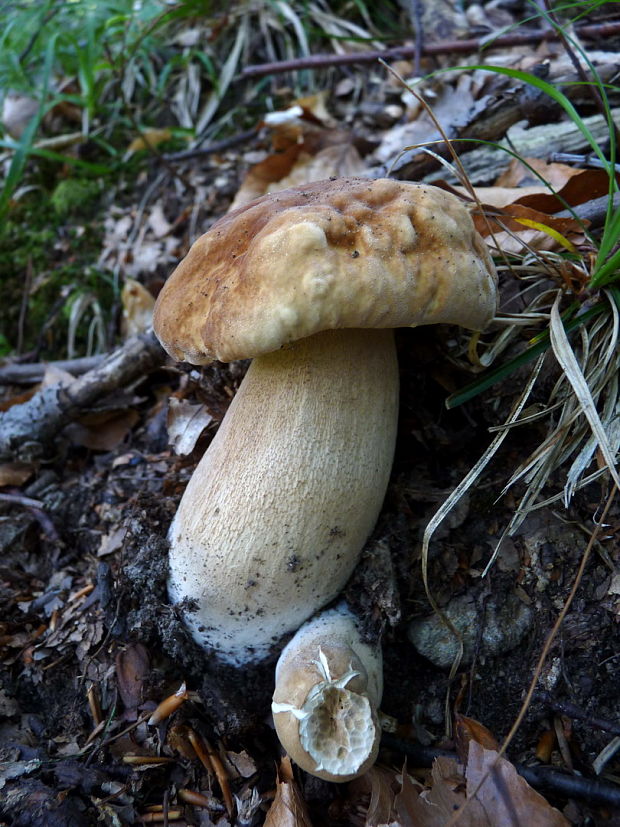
[407,591,533,668]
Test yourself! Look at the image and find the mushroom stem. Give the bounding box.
[272,604,382,781]
[167,328,399,664]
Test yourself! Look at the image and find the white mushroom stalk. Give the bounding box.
[167,328,399,664]
[272,605,382,782]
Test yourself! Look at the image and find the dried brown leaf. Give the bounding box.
[126,127,172,153]
[230,108,362,210]
[166,397,213,456]
[264,756,313,827]
[349,765,398,826]
[454,714,499,764]
[495,158,582,190]
[465,741,569,826]
[121,278,155,338]
[474,202,584,239]
[392,756,489,827]
[115,643,150,714]
[0,461,34,487]
[67,409,140,451]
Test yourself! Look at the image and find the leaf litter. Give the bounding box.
[1,4,620,825]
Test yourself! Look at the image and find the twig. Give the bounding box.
[162,128,258,162]
[0,355,104,385]
[381,734,620,808]
[0,492,44,508]
[0,329,166,462]
[535,692,620,738]
[555,193,620,229]
[550,152,620,173]
[241,21,620,78]
[16,256,33,356]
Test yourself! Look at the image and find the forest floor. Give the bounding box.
[1,2,620,825]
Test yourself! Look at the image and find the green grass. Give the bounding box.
[418,4,620,540]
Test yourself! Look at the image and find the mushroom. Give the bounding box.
[271,604,382,782]
[153,177,497,665]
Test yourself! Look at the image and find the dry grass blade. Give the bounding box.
[195,15,248,136]
[275,1,310,57]
[307,1,382,51]
[565,372,619,505]
[549,292,620,491]
[421,355,545,701]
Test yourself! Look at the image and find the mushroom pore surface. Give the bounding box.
[271,604,383,781]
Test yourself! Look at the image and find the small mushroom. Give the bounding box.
[271,604,382,782]
[153,177,497,665]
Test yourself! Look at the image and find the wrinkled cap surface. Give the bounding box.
[153,177,497,364]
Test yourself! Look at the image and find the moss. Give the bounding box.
[50,178,102,218]
[0,191,113,357]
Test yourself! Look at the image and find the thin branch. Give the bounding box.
[535,692,620,738]
[0,329,166,462]
[0,355,104,385]
[161,128,258,163]
[241,21,620,78]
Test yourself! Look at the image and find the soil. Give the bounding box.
[1,321,619,826]
[2,11,620,821]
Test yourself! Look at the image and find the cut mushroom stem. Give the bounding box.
[167,328,399,665]
[272,604,382,782]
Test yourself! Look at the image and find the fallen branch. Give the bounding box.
[535,691,620,738]
[0,329,166,462]
[162,127,258,162]
[241,21,620,78]
[0,355,104,385]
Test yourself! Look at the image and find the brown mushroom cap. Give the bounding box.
[153,177,497,364]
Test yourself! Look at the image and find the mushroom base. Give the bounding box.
[167,328,399,665]
[272,604,383,781]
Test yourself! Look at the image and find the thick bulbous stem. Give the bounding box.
[167,328,399,665]
[272,605,383,781]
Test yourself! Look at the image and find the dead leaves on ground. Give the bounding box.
[228,92,366,210]
[371,742,568,827]
[351,724,568,827]
[260,716,569,827]
[264,756,313,827]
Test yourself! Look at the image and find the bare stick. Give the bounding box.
[241,21,620,78]
[0,355,104,385]
[0,329,166,462]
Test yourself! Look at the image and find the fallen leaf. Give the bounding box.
[126,127,172,153]
[121,278,155,338]
[495,157,583,190]
[230,104,363,210]
[348,765,397,826]
[264,756,313,827]
[0,461,34,487]
[393,756,489,826]
[67,409,140,451]
[115,643,150,714]
[147,203,173,238]
[97,526,127,558]
[167,397,213,455]
[454,715,500,764]
[466,741,569,826]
